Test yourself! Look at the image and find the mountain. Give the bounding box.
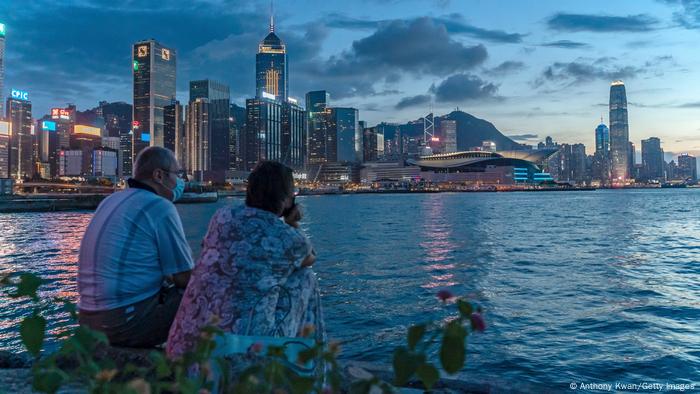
[385,110,523,151]
[441,111,522,151]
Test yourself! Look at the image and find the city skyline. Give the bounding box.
[1,1,700,156]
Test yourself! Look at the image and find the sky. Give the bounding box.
[1,0,699,157]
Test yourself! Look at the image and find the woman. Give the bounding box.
[167,161,324,360]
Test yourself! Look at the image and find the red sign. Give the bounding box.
[51,108,71,120]
[132,121,140,128]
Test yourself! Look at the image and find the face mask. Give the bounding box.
[171,177,185,202]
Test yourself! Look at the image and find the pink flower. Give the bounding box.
[437,289,454,303]
[470,312,486,332]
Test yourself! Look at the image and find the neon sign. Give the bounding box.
[0,23,5,37]
[132,121,140,128]
[262,91,275,100]
[11,89,29,101]
[42,121,57,131]
[137,45,148,58]
[51,108,71,120]
[141,133,150,142]
[161,48,170,61]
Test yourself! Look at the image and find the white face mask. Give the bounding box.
[170,177,185,202]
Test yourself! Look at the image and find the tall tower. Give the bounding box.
[595,118,609,155]
[609,80,629,182]
[255,13,287,101]
[0,22,6,116]
[132,40,176,162]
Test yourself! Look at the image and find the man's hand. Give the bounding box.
[301,251,316,267]
[284,204,302,228]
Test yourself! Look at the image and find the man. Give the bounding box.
[78,146,193,348]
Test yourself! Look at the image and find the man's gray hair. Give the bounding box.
[133,146,177,180]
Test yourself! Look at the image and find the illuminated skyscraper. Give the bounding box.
[609,80,629,182]
[190,80,230,179]
[329,107,360,163]
[164,100,184,165]
[185,98,210,181]
[306,90,331,164]
[0,22,5,116]
[132,40,176,162]
[256,15,287,101]
[595,120,609,155]
[6,91,33,179]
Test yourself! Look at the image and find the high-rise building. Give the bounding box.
[595,120,609,155]
[677,154,697,182]
[0,120,9,178]
[92,148,118,177]
[0,22,5,116]
[628,141,635,179]
[190,80,230,178]
[256,16,287,101]
[609,80,629,182]
[243,97,282,171]
[185,98,210,181]
[557,143,587,183]
[363,126,378,162]
[97,102,132,177]
[441,120,457,153]
[71,125,102,176]
[306,91,331,165]
[6,91,33,179]
[641,137,664,181]
[281,101,306,170]
[132,40,176,162]
[229,103,246,171]
[329,107,359,163]
[164,100,184,160]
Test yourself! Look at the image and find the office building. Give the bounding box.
[6,91,33,179]
[256,16,287,101]
[164,100,184,161]
[609,81,630,182]
[677,154,697,181]
[92,148,118,177]
[185,98,210,181]
[363,126,378,162]
[229,103,246,171]
[641,137,664,181]
[329,107,359,163]
[281,101,306,170]
[243,97,282,171]
[595,120,609,155]
[0,120,9,178]
[441,120,457,153]
[190,80,230,177]
[132,39,176,161]
[306,91,332,165]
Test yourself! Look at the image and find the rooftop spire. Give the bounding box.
[269,0,274,33]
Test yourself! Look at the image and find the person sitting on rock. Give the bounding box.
[77,146,193,348]
[167,160,324,360]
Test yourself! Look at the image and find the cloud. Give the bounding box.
[325,13,525,43]
[675,101,700,108]
[395,94,432,110]
[484,61,525,76]
[547,13,658,32]
[661,0,700,28]
[541,40,590,49]
[509,133,539,141]
[430,73,499,102]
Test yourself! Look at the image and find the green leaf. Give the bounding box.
[11,273,44,300]
[415,363,440,391]
[407,324,426,350]
[440,320,467,374]
[456,299,473,318]
[392,346,423,386]
[32,368,68,393]
[20,314,46,357]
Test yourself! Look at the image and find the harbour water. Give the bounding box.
[1,190,699,388]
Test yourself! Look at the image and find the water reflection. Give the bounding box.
[419,194,457,289]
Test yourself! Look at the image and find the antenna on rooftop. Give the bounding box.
[269,0,275,33]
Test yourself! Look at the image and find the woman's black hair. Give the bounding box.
[245,161,295,215]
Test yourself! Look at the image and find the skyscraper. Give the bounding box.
[243,97,282,171]
[6,91,33,179]
[0,120,9,178]
[609,80,629,182]
[132,40,176,162]
[441,120,457,153]
[306,91,331,165]
[329,107,359,163]
[281,101,306,169]
[677,154,697,182]
[190,80,230,178]
[164,100,184,165]
[641,137,664,181]
[595,120,609,155]
[185,98,210,181]
[0,22,5,116]
[229,103,246,171]
[256,16,287,101]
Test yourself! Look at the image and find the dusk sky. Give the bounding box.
[2,0,699,156]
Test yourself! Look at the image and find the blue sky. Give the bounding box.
[2,0,699,156]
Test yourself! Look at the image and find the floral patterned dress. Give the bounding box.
[166,204,324,359]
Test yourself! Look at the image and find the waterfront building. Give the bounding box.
[185,98,210,181]
[58,149,82,177]
[164,100,184,163]
[306,91,332,165]
[329,107,360,163]
[0,120,9,178]
[6,91,33,179]
[609,81,630,182]
[557,144,587,184]
[132,39,176,162]
[641,137,664,181]
[441,120,457,153]
[677,154,697,181]
[628,141,636,180]
[595,121,609,155]
[71,125,102,176]
[229,103,246,171]
[92,148,118,177]
[363,126,379,162]
[190,80,230,179]
[256,15,287,101]
[0,22,5,116]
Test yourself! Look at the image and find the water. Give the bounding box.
[1,190,699,389]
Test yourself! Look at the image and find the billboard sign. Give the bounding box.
[42,121,57,131]
[51,108,72,120]
[11,89,29,101]
[262,91,275,100]
[0,121,9,136]
[74,125,101,137]
[0,23,5,37]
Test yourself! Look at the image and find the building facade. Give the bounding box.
[185,98,210,181]
[609,81,630,182]
[0,120,9,178]
[677,154,697,181]
[6,93,33,179]
[330,107,359,163]
[306,91,331,165]
[441,120,457,153]
[641,137,664,181]
[164,100,184,162]
[132,40,176,162]
[190,80,230,177]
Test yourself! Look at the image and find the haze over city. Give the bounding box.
[2,0,700,155]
